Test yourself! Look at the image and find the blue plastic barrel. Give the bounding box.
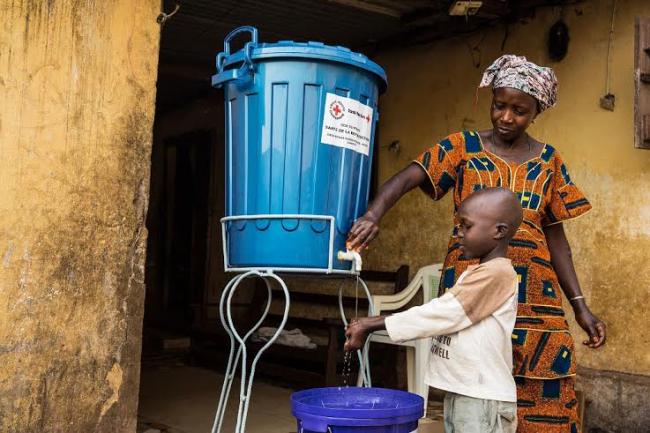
[213,26,387,273]
[291,387,423,433]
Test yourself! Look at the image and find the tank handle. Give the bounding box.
[216,26,258,73]
[223,26,258,55]
[213,26,258,87]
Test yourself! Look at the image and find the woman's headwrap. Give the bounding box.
[479,54,558,112]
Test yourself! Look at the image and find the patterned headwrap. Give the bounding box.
[479,54,558,112]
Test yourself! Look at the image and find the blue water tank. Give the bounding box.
[213,27,387,273]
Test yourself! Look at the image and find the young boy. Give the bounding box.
[345,187,523,433]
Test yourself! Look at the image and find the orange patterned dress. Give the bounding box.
[415,131,591,433]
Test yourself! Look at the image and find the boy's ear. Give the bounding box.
[494,223,509,239]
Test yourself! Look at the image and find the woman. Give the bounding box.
[347,55,606,433]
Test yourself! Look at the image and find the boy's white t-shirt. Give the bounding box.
[385,257,518,402]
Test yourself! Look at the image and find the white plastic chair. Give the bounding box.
[358,263,443,412]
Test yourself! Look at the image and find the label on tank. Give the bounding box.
[320,92,373,156]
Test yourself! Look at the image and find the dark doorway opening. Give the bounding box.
[159,129,213,330]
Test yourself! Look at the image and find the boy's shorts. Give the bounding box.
[443,392,517,433]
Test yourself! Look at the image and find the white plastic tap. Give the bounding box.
[337,250,362,273]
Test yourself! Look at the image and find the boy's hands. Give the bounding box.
[344,316,387,351]
[344,319,369,351]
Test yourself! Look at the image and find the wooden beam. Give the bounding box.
[328,0,402,18]
[376,15,499,48]
[401,7,440,25]
[475,0,511,18]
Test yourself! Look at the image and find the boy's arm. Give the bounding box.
[343,264,517,351]
[343,292,469,352]
[344,317,386,351]
[385,264,517,342]
[384,292,473,342]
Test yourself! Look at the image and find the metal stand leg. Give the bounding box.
[211,270,290,433]
[338,277,375,388]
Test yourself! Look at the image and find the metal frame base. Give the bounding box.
[211,270,375,433]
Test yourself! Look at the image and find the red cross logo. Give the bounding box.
[329,100,345,119]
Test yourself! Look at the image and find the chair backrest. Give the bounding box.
[419,264,443,304]
[371,263,444,315]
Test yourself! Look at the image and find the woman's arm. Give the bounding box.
[347,163,429,251]
[544,222,606,348]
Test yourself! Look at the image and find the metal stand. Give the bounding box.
[211,270,375,433]
[213,213,375,433]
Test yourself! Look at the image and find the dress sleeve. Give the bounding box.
[413,132,465,200]
[541,151,592,226]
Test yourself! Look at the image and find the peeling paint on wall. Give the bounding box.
[99,363,124,419]
[0,1,159,432]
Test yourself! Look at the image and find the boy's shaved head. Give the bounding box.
[456,187,524,260]
[456,187,523,261]
[461,187,523,237]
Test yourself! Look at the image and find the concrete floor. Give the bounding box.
[138,365,297,433]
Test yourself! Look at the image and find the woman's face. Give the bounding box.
[490,87,539,142]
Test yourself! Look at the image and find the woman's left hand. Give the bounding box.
[574,307,606,348]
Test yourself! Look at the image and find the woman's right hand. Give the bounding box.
[345,163,427,251]
[346,212,379,252]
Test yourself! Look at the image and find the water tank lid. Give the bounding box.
[222,40,388,91]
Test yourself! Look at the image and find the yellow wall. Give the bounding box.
[368,0,650,376]
[0,1,159,431]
